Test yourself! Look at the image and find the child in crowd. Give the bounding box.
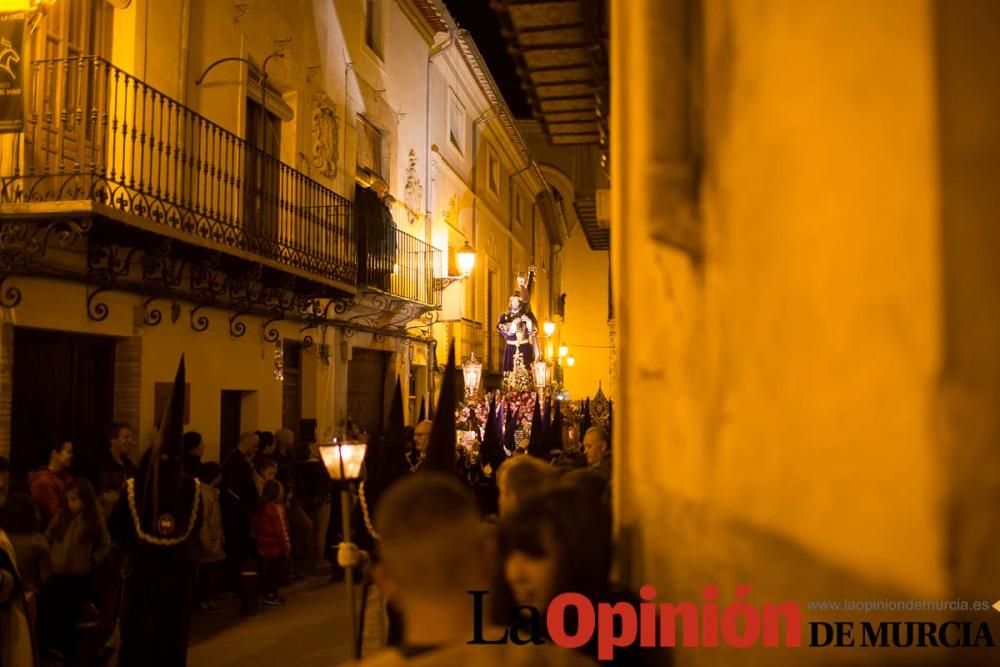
[96,470,125,523]
[41,479,110,658]
[0,491,51,636]
[195,462,226,613]
[255,480,290,606]
[254,457,278,500]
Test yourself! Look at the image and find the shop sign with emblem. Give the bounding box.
[0,11,25,134]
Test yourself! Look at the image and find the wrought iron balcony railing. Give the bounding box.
[355,185,440,307]
[1,56,355,287]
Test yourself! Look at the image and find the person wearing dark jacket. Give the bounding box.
[274,429,311,578]
[182,431,204,480]
[101,423,138,482]
[295,441,331,571]
[220,432,259,594]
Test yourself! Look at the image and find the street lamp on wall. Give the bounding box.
[456,240,476,277]
[433,240,477,290]
[542,321,556,338]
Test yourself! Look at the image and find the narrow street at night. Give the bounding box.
[2,0,999,666]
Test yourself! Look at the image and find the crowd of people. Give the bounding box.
[1,343,623,667]
[0,421,338,665]
[339,407,634,667]
[337,358,624,667]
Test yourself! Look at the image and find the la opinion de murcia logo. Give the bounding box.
[0,36,20,81]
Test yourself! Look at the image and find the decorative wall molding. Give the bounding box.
[311,93,340,179]
[403,148,424,226]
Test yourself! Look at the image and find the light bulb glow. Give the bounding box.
[456,241,476,277]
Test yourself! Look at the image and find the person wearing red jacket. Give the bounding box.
[255,480,291,606]
[28,440,74,530]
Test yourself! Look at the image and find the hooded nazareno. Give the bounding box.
[110,355,201,666]
[421,341,459,475]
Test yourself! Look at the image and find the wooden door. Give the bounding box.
[10,327,114,476]
[347,348,388,439]
[28,0,111,174]
[244,96,281,249]
[281,341,302,446]
[219,390,243,463]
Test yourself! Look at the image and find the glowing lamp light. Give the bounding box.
[462,353,483,396]
[533,359,550,391]
[456,240,476,277]
[558,344,569,359]
[566,355,576,367]
[542,321,556,337]
[319,440,367,481]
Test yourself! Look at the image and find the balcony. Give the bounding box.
[0,56,355,288]
[0,57,441,331]
[356,211,441,308]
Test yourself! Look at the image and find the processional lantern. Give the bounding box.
[319,439,367,481]
[463,353,483,396]
[533,359,550,392]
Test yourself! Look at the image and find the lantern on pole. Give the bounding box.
[533,359,550,393]
[462,353,483,397]
[319,439,367,658]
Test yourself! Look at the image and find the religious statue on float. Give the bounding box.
[497,266,539,374]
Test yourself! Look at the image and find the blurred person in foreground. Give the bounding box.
[344,472,594,667]
[497,481,657,666]
[496,454,559,519]
[1,455,36,666]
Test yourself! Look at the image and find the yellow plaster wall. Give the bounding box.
[613,5,947,664]
[559,228,611,401]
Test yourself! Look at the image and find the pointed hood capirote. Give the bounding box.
[503,400,518,455]
[479,392,506,472]
[358,377,411,549]
[545,398,564,453]
[385,376,405,445]
[526,393,547,459]
[134,355,199,543]
[422,341,458,475]
[378,378,411,484]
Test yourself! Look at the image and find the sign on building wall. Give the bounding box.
[0,11,25,133]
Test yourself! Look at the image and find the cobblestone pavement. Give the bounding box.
[188,577,354,666]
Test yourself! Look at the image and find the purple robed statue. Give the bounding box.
[497,266,539,373]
